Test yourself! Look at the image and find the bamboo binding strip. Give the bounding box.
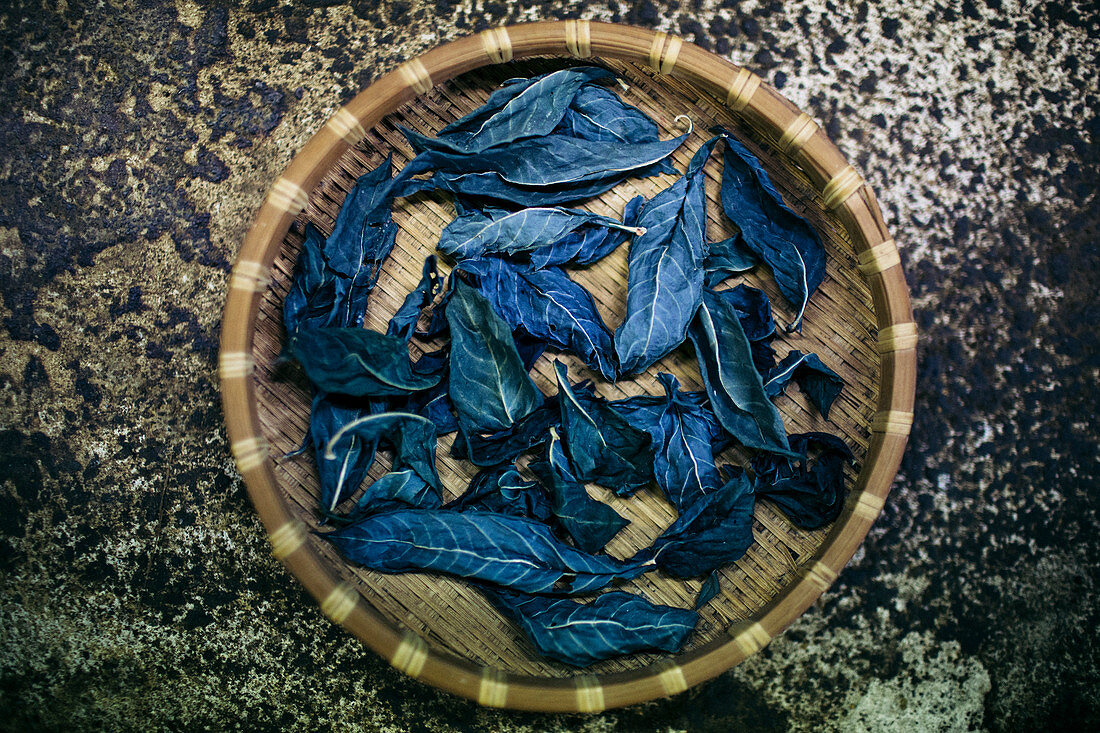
[219,21,915,713]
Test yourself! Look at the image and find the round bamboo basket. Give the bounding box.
[219,21,915,712]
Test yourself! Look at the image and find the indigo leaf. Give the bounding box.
[555,361,654,496]
[411,134,690,187]
[323,411,442,493]
[437,206,641,262]
[713,284,775,342]
[485,589,697,667]
[650,373,723,513]
[712,283,778,375]
[459,257,618,381]
[404,133,689,206]
[284,223,372,336]
[328,509,655,594]
[445,278,543,434]
[715,130,826,332]
[338,469,441,524]
[529,195,644,269]
[309,394,388,516]
[325,154,403,279]
[427,168,664,207]
[687,289,796,457]
[751,432,854,529]
[386,255,443,343]
[290,327,444,397]
[609,389,730,455]
[695,571,721,609]
[614,137,720,375]
[414,323,544,439]
[404,67,614,155]
[763,350,845,420]
[446,466,555,524]
[529,428,629,554]
[556,84,666,145]
[449,380,597,466]
[451,395,558,467]
[703,235,759,288]
[653,469,755,578]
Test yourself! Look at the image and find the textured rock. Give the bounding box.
[0,0,1097,730]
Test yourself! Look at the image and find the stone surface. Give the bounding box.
[0,0,1097,730]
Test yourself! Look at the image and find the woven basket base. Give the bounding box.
[250,57,878,678]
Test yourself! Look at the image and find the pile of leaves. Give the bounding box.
[282,67,854,668]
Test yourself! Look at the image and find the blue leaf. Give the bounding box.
[326,154,403,279]
[446,278,544,435]
[437,205,641,262]
[408,133,690,188]
[763,350,845,420]
[715,130,826,332]
[695,571,721,609]
[328,509,655,594]
[687,289,797,457]
[284,223,373,336]
[290,327,444,397]
[386,255,443,343]
[712,284,775,342]
[450,393,558,466]
[446,466,555,525]
[321,411,442,493]
[309,394,387,517]
[653,469,755,578]
[404,67,614,155]
[449,379,597,466]
[614,137,721,375]
[609,388,729,456]
[426,166,669,207]
[458,257,618,381]
[339,469,441,524]
[649,373,723,513]
[555,361,654,496]
[528,195,644,269]
[555,83,660,142]
[528,428,629,554]
[485,589,697,667]
[703,235,759,288]
[751,432,853,529]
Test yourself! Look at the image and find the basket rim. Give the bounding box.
[218,20,916,713]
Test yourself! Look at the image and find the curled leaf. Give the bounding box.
[703,235,759,288]
[485,589,697,667]
[653,469,755,578]
[459,257,618,381]
[649,373,723,513]
[687,289,796,457]
[763,350,845,420]
[554,361,653,496]
[290,327,444,397]
[528,428,629,554]
[715,129,826,332]
[446,466,555,524]
[751,432,854,529]
[323,411,441,492]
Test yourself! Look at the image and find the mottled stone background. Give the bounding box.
[0,0,1096,730]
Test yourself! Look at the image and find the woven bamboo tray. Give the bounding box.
[218,21,916,713]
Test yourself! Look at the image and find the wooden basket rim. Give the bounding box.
[218,20,916,713]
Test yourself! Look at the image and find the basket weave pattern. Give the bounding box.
[219,21,915,712]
